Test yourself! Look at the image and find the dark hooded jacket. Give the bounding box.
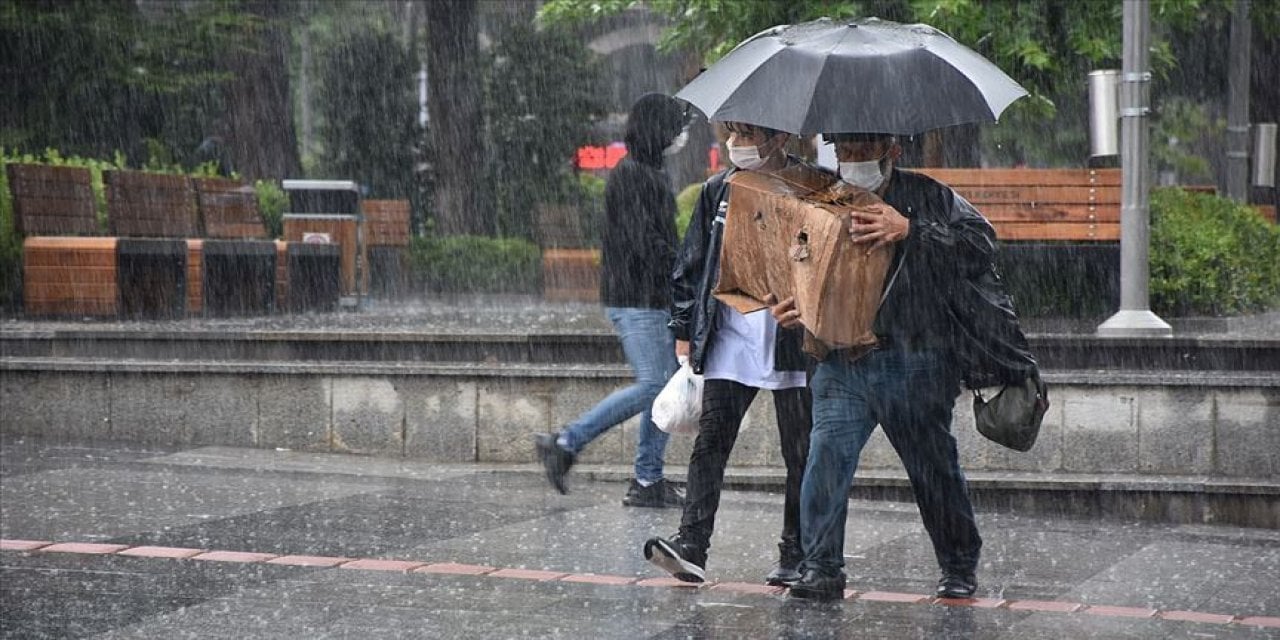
[599,93,686,309]
[874,169,1038,388]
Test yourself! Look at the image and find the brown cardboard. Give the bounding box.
[714,169,893,349]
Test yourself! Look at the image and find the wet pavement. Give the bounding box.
[1,437,1278,639]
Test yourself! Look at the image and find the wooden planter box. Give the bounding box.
[22,237,119,317]
[542,248,600,303]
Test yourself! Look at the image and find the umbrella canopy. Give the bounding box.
[675,17,1028,135]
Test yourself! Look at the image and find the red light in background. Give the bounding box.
[575,142,628,170]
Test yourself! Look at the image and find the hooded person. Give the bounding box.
[534,93,690,508]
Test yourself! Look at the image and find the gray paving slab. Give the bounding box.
[2,437,1278,639]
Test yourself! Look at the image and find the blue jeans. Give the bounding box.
[559,307,677,484]
[800,346,981,577]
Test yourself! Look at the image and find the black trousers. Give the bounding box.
[679,378,812,551]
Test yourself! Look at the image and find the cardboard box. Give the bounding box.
[713,168,893,349]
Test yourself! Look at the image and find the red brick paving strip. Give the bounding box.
[3,539,1271,627]
[859,591,930,604]
[489,568,568,581]
[191,551,279,563]
[1007,600,1086,613]
[39,543,130,555]
[712,582,788,596]
[560,573,636,586]
[935,597,1007,608]
[635,577,705,588]
[267,555,353,568]
[1085,605,1158,619]
[0,540,52,551]
[117,546,205,559]
[415,562,495,576]
[340,559,425,572]
[1158,610,1235,624]
[1238,617,1280,628]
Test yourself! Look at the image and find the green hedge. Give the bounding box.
[676,182,702,240]
[1150,188,1280,316]
[407,235,541,294]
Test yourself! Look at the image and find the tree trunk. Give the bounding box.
[425,0,490,236]
[224,0,302,181]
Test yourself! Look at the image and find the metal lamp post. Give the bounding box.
[1097,0,1173,338]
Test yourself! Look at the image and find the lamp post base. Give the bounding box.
[1096,309,1173,338]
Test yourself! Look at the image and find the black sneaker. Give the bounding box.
[621,478,684,508]
[643,534,707,583]
[765,538,804,586]
[936,573,977,599]
[533,432,575,495]
[788,569,846,601]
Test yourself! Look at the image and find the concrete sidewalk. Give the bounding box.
[1,436,1278,639]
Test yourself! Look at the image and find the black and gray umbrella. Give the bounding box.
[675,17,1028,135]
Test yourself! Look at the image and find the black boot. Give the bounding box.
[788,569,846,601]
[533,432,575,494]
[765,538,803,586]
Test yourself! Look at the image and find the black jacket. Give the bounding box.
[599,155,678,309]
[599,93,684,309]
[669,167,808,375]
[876,169,1037,387]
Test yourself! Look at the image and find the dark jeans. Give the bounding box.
[679,379,812,551]
[800,346,981,577]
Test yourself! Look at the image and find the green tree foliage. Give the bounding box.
[0,1,243,166]
[314,29,418,198]
[482,23,608,240]
[540,0,1280,168]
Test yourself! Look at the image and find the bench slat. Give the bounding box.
[993,222,1120,241]
[913,168,1121,187]
[978,203,1120,223]
[951,185,1121,205]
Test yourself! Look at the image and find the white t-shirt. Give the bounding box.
[703,304,807,390]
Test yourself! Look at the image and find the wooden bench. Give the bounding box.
[911,167,1123,316]
[912,168,1121,241]
[361,199,411,297]
[7,164,119,317]
[104,170,197,319]
[191,177,276,316]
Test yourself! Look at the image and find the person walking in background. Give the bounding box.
[533,93,691,508]
[643,121,826,584]
[773,131,989,601]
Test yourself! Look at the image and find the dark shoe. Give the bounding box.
[534,432,575,495]
[788,569,846,601]
[622,478,684,508]
[936,573,977,599]
[765,539,804,586]
[643,534,707,583]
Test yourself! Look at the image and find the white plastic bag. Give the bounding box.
[652,357,703,435]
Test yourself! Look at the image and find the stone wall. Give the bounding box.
[2,362,1275,479]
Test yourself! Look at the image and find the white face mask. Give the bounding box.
[663,130,689,156]
[728,144,768,170]
[839,155,889,191]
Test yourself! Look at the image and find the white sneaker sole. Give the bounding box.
[644,538,705,583]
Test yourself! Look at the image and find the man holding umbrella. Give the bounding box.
[771,132,993,601]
